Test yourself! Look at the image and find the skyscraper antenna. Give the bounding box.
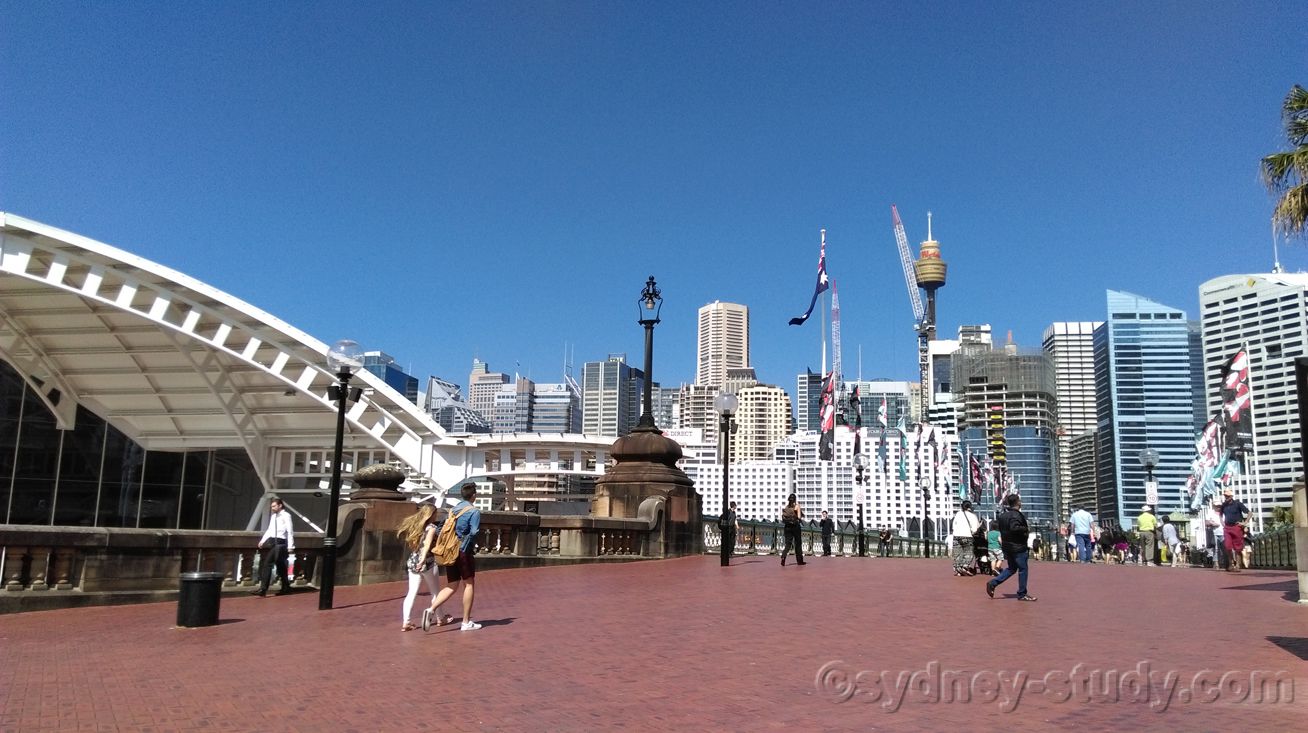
[927,211,933,241]
[1271,219,1284,274]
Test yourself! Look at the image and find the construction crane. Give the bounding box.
[891,205,930,421]
[830,280,844,417]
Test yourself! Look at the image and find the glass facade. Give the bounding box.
[0,360,260,529]
[1094,291,1203,528]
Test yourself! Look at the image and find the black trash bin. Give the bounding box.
[177,571,226,627]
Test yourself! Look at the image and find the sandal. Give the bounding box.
[435,614,454,627]
[402,623,416,632]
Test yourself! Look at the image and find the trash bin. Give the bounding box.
[177,571,226,627]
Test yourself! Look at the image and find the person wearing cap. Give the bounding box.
[1219,488,1250,572]
[1136,504,1158,566]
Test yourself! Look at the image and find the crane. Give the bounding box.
[891,204,931,422]
[830,280,844,415]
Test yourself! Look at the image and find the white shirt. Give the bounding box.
[260,510,295,551]
[951,510,980,538]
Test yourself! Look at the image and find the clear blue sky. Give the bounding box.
[3,2,1306,393]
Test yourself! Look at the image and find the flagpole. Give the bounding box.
[1242,343,1265,533]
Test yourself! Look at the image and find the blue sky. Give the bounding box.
[3,2,1306,393]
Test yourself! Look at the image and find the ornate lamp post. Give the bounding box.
[713,391,737,566]
[853,453,868,557]
[635,276,662,432]
[319,338,362,611]
[1138,447,1159,509]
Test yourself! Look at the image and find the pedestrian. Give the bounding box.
[985,520,1003,575]
[398,503,451,632]
[1162,516,1181,568]
[878,528,893,557]
[985,494,1036,602]
[1241,525,1255,569]
[252,496,294,597]
[423,484,483,631]
[950,501,981,576]
[1069,506,1095,563]
[1219,488,1250,572]
[819,510,835,556]
[779,493,805,566]
[1136,505,1158,566]
[1205,498,1225,569]
[720,501,739,566]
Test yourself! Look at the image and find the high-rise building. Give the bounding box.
[651,386,680,432]
[696,301,749,388]
[1094,291,1204,529]
[733,383,793,461]
[1067,430,1100,513]
[677,383,721,443]
[531,379,583,433]
[795,369,824,432]
[467,359,509,422]
[1199,273,1308,527]
[844,380,913,430]
[581,354,646,437]
[1042,322,1103,520]
[362,351,419,404]
[424,375,490,433]
[951,339,1057,528]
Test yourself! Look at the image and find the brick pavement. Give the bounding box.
[2,555,1306,731]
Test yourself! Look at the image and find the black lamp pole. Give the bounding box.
[855,460,866,557]
[635,276,661,432]
[318,368,352,611]
[921,478,931,558]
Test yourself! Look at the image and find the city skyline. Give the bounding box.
[2,4,1306,390]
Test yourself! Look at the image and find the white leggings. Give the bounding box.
[402,567,441,624]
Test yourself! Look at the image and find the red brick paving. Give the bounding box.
[2,556,1306,730]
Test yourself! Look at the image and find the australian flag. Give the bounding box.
[788,235,829,326]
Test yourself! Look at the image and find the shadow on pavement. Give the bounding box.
[1266,636,1308,661]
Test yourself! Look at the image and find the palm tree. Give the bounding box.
[1261,85,1308,239]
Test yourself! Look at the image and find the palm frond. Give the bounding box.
[1272,183,1308,238]
[1283,84,1308,118]
[1260,146,1308,191]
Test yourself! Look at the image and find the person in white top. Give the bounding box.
[950,501,982,576]
[253,496,295,596]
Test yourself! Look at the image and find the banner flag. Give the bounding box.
[788,238,830,326]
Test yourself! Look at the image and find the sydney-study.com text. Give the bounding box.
[814,660,1295,713]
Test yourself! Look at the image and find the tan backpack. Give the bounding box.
[433,506,471,565]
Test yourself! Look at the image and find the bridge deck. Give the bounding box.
[2,556,1305,730]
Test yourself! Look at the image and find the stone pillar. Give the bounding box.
[1294,479,1307,604]
[592,429,699,558]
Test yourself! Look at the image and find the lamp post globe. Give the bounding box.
[319,338,361,611]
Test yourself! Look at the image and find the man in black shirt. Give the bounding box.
[820,511,835,556]
[1219,488,1250,572]
[986,494,1036,602]
[719,501,738,567]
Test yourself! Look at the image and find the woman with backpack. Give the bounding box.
[397,503,452,632]
[779,494,805,566]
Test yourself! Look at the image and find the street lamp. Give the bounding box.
[853,452,868,557]
[635,276,662,431]
[920,476,932,558]
[319,338,362,611]
[713,391,737,566]
[1138,447,1159,509]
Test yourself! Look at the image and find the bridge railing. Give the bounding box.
[701,517,947,558]
[1249,525,1296,570]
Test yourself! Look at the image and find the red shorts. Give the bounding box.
[445,549,476,583]
[1223,525,1244,554]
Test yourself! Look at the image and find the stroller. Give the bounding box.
[972,522,991,575]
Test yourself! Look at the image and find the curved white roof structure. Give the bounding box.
[0,212,449,490]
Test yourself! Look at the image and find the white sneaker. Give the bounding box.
[460,620,482,631]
